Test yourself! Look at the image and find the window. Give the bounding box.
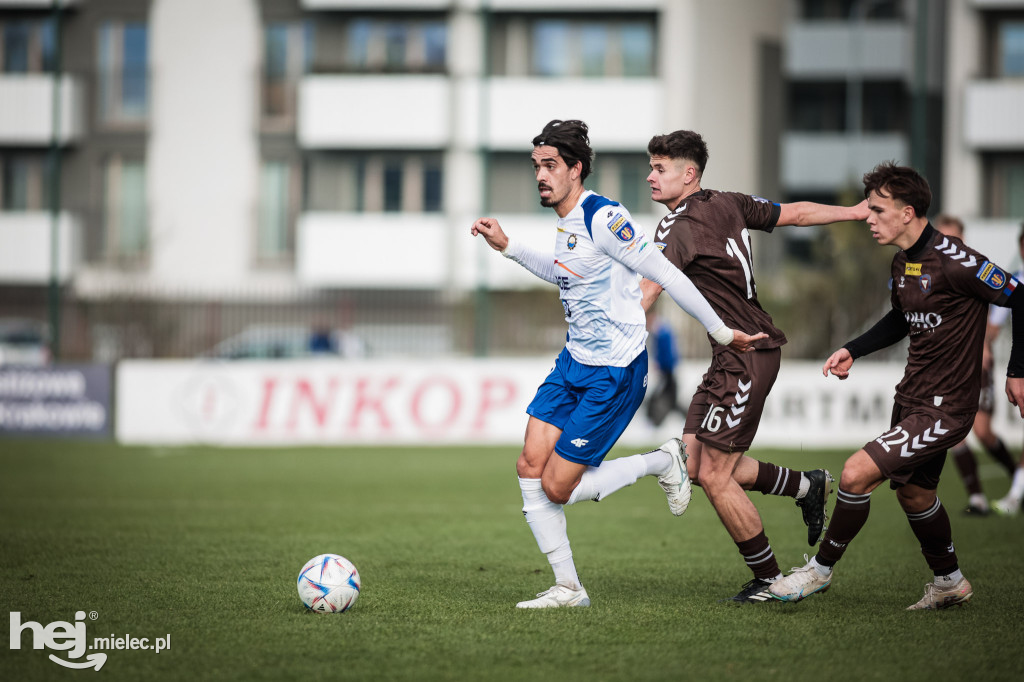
[311,16,447,74]
[98,22,149,126]
[799,0,901,20]
[492,14,655,77]
[986,154,1024,218]
[999,20,1024,77]
[305,152,443,213]
[487,153,653,214]
[1,19,55,73]
[102,157,147,261]
[788,82,846,132]
[263,21,312,122]
[0,154,48,211]
[258,161,299,262]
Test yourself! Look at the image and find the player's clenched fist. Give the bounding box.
[471,217,509,252]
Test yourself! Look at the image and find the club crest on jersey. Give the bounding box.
[905,263,922,276]
[608,213,634,242]
[567,234,577,250]
[977,261,1008,289]
[919,273,932,293]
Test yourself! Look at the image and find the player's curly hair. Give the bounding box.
[647,130,709,177]
[532,120,594,180]
[863,161,932,218]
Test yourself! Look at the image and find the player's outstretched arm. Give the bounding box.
[471,217,509,252]
[777,199,869,227]
[823,347,854,379]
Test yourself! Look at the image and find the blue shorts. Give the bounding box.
[527,347,648,467]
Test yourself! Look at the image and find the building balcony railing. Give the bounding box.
[0,211,79,285]
[785,20,910,80]
[781,131,909,191]
[964,80,1024,150]
[0,74,84,145]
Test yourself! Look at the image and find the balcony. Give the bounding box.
[297,212,449,288]
[0,212,79,285]
[0,75,84,145]
[963,80,1024,150]
[483,78,661,151]
[298,75,450,149]
[781,131,909,191]
[301,0,660,8]
[785,21,910,80]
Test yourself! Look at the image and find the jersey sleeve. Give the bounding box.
[731,192,781,233]
[948,246,1020,307]
[590,203,652,270]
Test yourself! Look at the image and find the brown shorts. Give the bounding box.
[684,347,781,452]
[863,402,974,490]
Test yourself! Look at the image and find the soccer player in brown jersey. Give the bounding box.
[933,215,1018,516]
[638,129,869,603]
[770,163,1024,609]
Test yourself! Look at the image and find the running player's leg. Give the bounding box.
[516,417,585,600]
[897,482,972,609]
[772,406,973,605]
[554,350,687,512]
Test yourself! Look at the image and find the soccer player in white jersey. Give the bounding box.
[471,119,765,608]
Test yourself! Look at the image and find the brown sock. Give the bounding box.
[985,438,1016,477]
[906,497,959,575]
[752,461,802,497]
[817,487,872,567]
[736,530,781,580]
[951,444,982,495]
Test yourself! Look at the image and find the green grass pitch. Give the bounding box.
[2,439,1022,681]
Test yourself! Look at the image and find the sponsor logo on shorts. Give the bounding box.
[570,438,589,448]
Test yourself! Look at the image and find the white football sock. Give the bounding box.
[519,477,580,588]
[1010,468,1024,500]
[968,493,989,511]
[934,569,964,587]
[796,473,810,499]
[810,555,832,577]
[566,453,655,505]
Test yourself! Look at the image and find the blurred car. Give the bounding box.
[200,325,367,360]
[0,318,50,366]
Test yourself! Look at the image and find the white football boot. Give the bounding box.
[657,438,691,516]
[516,584,591,609]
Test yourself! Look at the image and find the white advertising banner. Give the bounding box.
[116,359,1024,449]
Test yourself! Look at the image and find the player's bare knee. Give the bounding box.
[542,480,572,505]
[895,485,935,513]
[516,452,543,479]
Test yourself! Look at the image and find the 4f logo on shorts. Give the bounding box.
[570,438,589,448]
[875,420,949,457]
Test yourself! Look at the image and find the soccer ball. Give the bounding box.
[297,554,361,613]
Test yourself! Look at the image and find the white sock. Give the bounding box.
[567,453,652,505]
[968,493,989,511]
[519,477,581,588]
[796,473,810,499]
[1010,468,1024,500]
[810,555,832,577]
[934,569,964,587]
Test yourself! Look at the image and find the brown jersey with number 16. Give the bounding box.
[655,189,786,352]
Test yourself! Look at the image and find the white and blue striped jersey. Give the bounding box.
[550,191,653,367]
